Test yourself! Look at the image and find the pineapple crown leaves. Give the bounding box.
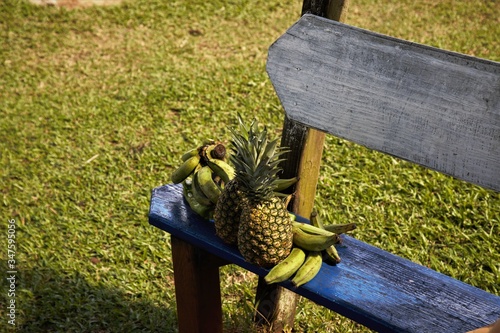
[229,116,289,201]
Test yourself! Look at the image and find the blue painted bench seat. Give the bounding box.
[149,183,500,333]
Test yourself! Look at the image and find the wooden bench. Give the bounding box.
[149,9,500,333]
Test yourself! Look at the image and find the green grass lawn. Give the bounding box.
[1,0,499,332]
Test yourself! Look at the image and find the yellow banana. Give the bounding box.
[206,158,235,184]
[182,180,212,219]
[181,148,200,162]
[291,251,323,287]
[264,247,306,284]
[171,155,201,184]
[323,223,357,234]
[292,227,339,252]
[192,171,214,206]
[197,165,222,204]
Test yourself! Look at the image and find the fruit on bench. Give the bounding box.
[215,116,293,267]
[182,179,213,219]
[172,141,234,218]
[172,125,355,284]
[310,210,341,264]
[263,214,350,287]
[170,154,201,184]
[274,177,298,192]
[323,222,357,234]
[291,251,323,287]
[213,178,243,244]
[238,195,293,267]
[206,158,235,185]
[264,247,306,284]
[196,166,222,205]
[292,222,339,252]
[213,118,253,245]
[173,138,297,224]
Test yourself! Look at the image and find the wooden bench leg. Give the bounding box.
[171,236,225,333]
[254,277,299,332]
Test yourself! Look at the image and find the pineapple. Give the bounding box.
[213,178,243,244]
[216,117,293,267]
[213,118,254,245]
[238,195,293,267]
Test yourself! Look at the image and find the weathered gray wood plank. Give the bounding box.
[267,14,500,191]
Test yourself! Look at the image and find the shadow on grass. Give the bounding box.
[2,263,177,332]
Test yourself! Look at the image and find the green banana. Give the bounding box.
[181,148,200,162]
[310,209,342,264]
[310,209,324,229]
[171,155,201,184]
[182,180,213,219]
[292,221,337,237]
[192,171,214,206]
[324,244,341,264]
[291,251,323,287]
[197,165,222,204]
[292,227,339,252]
[323,223,357,234]
[264,247,306,284]
[206,158,235,184]
[310,208,356,234]
[274,177,298,192]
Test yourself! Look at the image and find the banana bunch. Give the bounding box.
[171,142,299,219]
[171,142,235,219]
[264,209,357,287]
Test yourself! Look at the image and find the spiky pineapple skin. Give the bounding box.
[237,196,293,267]
[214,179,244,245]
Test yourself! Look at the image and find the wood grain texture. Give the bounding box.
[171,236,223,333]
[149,184,500,333]
[291,128,325,216]
[267,14,500,191]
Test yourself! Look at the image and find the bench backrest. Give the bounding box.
[267,14,500,192]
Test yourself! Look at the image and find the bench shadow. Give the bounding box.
[7,264,177,332]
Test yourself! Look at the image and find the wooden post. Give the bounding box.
[171,236,226,333]
[254,1,350,331]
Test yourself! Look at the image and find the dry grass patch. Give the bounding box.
[29,0,122,9]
